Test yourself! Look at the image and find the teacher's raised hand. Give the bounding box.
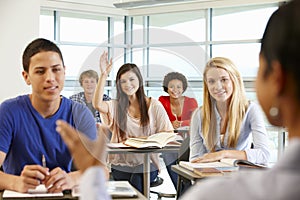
[55,120,108,173]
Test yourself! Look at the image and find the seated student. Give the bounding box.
[158,72,198,188]
[190,57,270,165]
[56,1,300,199]
[70,69,110,124]
[0,38,97,193]
[92,52,174,193]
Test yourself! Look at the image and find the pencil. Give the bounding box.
[42,154,46,168]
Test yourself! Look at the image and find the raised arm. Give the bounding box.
[92,51,113,114]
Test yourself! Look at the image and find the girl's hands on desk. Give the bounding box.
[191,150,247,163]
[191,151,225,163]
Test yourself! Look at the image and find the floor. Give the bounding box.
[149,157,177,200]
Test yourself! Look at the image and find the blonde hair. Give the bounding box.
[79,70,98,86]
[202,57,249,151]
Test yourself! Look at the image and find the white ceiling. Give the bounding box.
[45,0,213,8]
[41,0,282,16]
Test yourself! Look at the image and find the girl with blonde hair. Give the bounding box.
[190,57,270,164]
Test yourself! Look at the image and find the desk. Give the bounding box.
[107,146,180,199]
[171,164,202,198]
[0,185,147,200]
[171,165,233,198]
[174,126,189,139]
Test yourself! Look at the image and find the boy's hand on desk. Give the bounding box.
[16,165,49,193]
[55,120,107,173]
[43,167,72,193]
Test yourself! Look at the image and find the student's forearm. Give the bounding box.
[93,73,108,113]
[0,171,20,191]
[222,150,247,160]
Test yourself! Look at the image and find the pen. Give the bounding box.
[42,154,46,168]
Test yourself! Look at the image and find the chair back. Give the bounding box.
[177,136,190,162]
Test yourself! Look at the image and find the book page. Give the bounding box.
[220,158,237,166]
[179,161,238,172]
[124,138,162,148]
[220,158,266,168]
[147,132,177,146]
[124,132,177,148]
[107,142,132,148]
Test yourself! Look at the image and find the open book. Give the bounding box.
[179,158,266,175]
[124,132,178,148]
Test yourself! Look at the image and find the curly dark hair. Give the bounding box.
[162,72,188,93]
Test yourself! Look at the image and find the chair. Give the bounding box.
[149,137,191,200]
[176,136,192,198]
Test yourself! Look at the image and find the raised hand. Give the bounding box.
[55,120,107,173]
[99,51,113,75]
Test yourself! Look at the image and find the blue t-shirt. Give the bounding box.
[0,95,97,175]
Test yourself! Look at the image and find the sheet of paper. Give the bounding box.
[72,181,138,198]
[3,184,63,198]
[107,142,131,148]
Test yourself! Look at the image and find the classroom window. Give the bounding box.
[59,12,108,44]
[39,10,54,40]
[212,5,278,41]
[40,3,282,162]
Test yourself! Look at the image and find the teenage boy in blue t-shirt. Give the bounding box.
[0,38,97,193]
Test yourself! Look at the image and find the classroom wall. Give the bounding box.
[0,0,40,103]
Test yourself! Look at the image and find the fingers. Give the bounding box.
[99,51,113,74]
[56,120,80,152]
[21,165,49,181]
[44,167,69,193]
[18,165,50,193]
[191,158,200,163]
[56,119,107,172]
[191,152,221,163]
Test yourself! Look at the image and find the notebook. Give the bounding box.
[3,184,63,199]
[72,181,138,198]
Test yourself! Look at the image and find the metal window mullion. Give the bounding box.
[207,8,212,59]
[54,10,60,43]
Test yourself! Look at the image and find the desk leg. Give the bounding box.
[143,153,150,199]
[176,175,182,199]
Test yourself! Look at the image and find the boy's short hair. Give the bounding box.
[22,38,64,72]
